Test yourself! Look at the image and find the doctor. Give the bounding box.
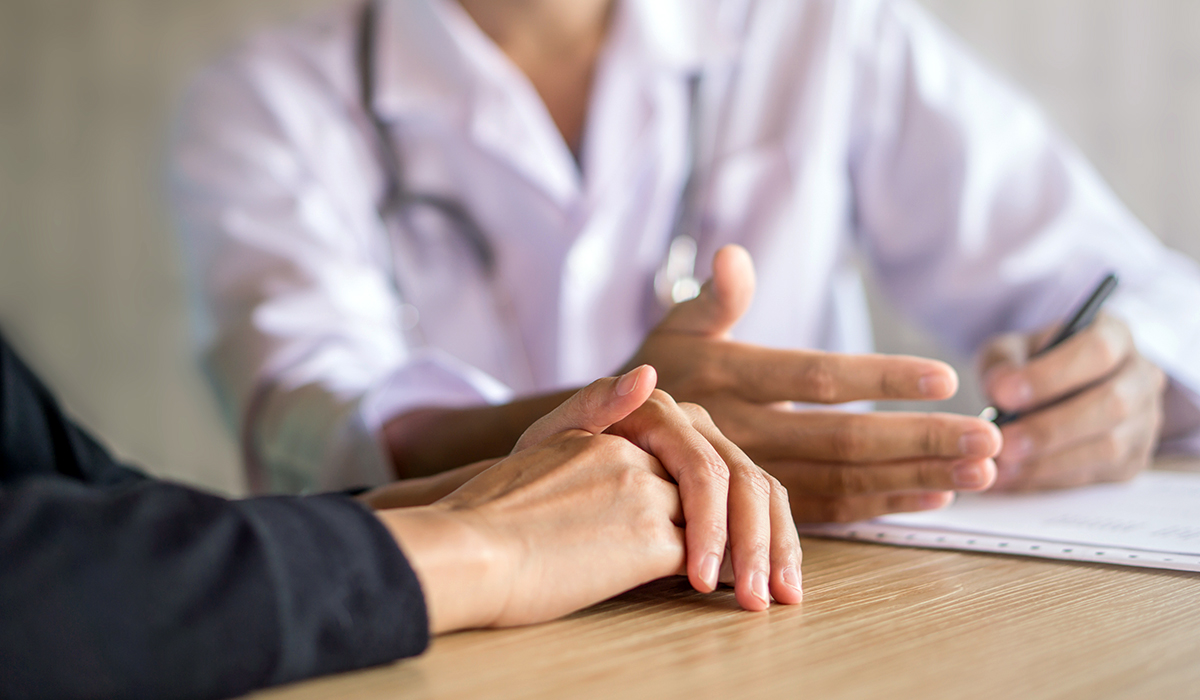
[172,0,1200,522]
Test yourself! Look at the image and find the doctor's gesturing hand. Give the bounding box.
[979,314,1167,492]
[623,246,1003,523]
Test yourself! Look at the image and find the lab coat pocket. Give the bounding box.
[705,144,794,241]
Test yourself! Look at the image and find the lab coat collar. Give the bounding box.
[370,0,736,113]
[371,0,475,123]
[623,0,739,74]
[368,0,739,207]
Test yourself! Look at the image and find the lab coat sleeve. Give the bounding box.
[169,33,513,494]
[847,0,1200,450]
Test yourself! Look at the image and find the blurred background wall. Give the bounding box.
[1,0,1198,495]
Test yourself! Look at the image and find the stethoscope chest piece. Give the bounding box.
[654,235,702,307]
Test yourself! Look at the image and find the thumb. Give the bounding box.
[657,245,756,338]
[513,365,658,453]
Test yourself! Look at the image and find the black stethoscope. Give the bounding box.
[356,0,708,356]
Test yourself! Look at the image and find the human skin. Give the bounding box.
[373,370,803,633]
[980,314,1167,491]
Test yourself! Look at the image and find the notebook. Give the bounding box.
[798,471,1200,572]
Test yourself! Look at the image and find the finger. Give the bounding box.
[690,407,803,603]
[767,456,997,496]
[744,408,1002,463]
[995,392,1162,492]
[644,462,686,524]
[985,313,1133,413]
[686,405,777,611]
[655,245,755,338]
[978,332,1033,377]
[719,346,959,404]
[516,365,657,452]
[726,458,774,611]
[766,476,804,605]
[607,396,730,595]
[601,436,684,519]
[790,491,956,524]
[997,355,1155,464]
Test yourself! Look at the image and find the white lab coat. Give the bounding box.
[171,0,1200,493]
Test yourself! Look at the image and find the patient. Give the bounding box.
[0,333,801,700]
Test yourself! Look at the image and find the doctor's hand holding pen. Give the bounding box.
[370,366,803,619]
[623,246,1004,524]
[978,313,1167,492]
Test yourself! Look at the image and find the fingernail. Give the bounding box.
[700,553,721,590]
[782,566,802,593]
[952,462,986,489]
[959,430,993,457]
[918,372,952,398]
[616,367,643,396]
[752,571,770,605]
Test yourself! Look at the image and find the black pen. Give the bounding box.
[979,273,1120,427]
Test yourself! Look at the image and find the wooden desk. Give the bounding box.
[256,466,1200,700]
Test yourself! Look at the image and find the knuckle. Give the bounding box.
[801,355,840,405]
[879,368,907,398]
[919,419,942,456]
[679,401,713,424]
[830,418,867,461]
[738,533,773,561]
[802,359,841,404]
[616,464,656,494]
[694,456,732,486]
[648,388,677,409]
[770,477,791,505]
[595,434,641,460]
[739,467,774,501]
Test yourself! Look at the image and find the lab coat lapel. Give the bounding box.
[373,0,582,210]
[581,0,739,216]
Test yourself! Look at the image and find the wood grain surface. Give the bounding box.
[253,463,1200,700]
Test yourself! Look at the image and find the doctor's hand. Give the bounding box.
[980,313,1167,492]
[623,246,1002,524]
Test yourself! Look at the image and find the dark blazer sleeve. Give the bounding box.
[0,337,430,700]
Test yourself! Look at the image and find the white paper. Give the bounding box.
[799,471,1200,572]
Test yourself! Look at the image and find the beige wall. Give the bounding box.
[1,0,1197,495]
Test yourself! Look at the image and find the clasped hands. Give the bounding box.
[370,363,802,634]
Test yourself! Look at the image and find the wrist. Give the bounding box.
[375,506,511,634]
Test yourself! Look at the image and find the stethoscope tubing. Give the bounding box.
[356,0,707,373]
